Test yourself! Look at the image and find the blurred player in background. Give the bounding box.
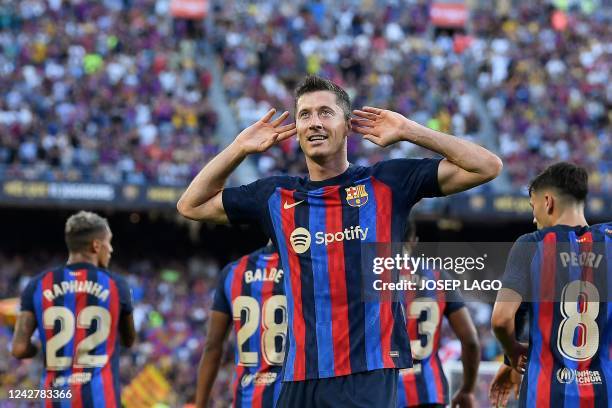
[491,163,611,407]
[399,219,480,408]
[196,244,285,408]
[178,75,502,407]
[11,211,136,407]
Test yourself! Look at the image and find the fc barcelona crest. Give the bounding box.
[345,185,368,207]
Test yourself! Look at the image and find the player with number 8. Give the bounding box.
[490,163,612,407]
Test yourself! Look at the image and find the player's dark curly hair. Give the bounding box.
[294,75,351,121]
[65,211,110,252]
[528,162,588,202]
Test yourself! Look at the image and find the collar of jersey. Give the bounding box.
[303,163,358,189]
[539,224,590,236]
[65,262,96,270]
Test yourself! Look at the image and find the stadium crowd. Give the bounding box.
[471,3,611,191]
[0,0,219,187]
[0,250,502,406]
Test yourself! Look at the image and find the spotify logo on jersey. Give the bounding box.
[290,227,311,254]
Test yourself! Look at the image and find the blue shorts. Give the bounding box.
[276,368,398,408]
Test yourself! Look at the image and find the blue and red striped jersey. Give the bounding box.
[397,269,464,407]
[20,262,133,408]
[502,223,612,407]
[223,159,443,381]
[212,246,285,407]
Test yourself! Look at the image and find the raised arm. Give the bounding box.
[177,109,296,223]
[351,107,503,195]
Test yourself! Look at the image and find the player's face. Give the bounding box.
[95,228,113,268]
[295,91,350,160]
[530,191,550,229]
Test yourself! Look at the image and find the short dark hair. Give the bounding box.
[528,162,588,202]
[65,211,110,252]
[294,75,351,121]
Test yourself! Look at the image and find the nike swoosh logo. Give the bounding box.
[283,200,304,210]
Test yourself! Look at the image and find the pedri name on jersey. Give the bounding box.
[244,268,284,284]
[559,251,604,268]
[43,280,110,302]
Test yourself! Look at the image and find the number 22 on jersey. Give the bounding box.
[43,306,111,370]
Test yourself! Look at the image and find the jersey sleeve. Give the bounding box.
[20,277,37,313]
[501,234,537,299]
[211,264,232,315]
[441,270,465,316]
[373,158,443,206]
[114,275,134,315]
[222,177,278,225]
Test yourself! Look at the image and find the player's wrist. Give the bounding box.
[399,117,421,144]
[229,139,250,158]
[458,384,475,394]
